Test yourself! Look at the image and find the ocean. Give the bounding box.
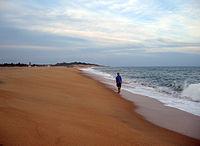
[81,66,200,117]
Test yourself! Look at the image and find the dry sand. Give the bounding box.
[0,67,199,145]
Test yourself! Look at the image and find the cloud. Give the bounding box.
[0,0,200,55]
[0,45,76,50]
[147,46,200,54]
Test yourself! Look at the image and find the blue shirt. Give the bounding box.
[116,76,122,84]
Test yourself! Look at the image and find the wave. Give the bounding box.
[79,67,115,80]
[81,67,200,102]
[181,83,200,102]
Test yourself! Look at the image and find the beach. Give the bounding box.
[0,67,200,145]
[81,67,200,140]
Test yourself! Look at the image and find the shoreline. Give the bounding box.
[121,91,200,140]
[80,67,200,140]
[0,67,200,145]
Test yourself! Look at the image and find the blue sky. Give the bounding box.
[0,0,200,66]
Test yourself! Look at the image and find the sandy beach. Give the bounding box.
[82,69,200,140]
[0,67,200,145]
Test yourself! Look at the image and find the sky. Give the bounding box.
[0,0,200,66]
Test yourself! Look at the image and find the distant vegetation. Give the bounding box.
[53,62,100,67]
[0,62,100,67]
[0,62,45,67]
[0,63,28,67]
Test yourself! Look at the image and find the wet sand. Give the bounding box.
[121,91,200,140]
[0,67,200,145]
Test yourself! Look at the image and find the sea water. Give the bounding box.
[81,67,200,116]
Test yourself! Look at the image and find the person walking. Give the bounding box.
[116,73,122,93]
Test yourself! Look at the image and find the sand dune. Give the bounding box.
[0,67,199,145]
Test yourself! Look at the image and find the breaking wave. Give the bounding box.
[182,83,200,102]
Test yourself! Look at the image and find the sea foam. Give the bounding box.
[182,83,200,102]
